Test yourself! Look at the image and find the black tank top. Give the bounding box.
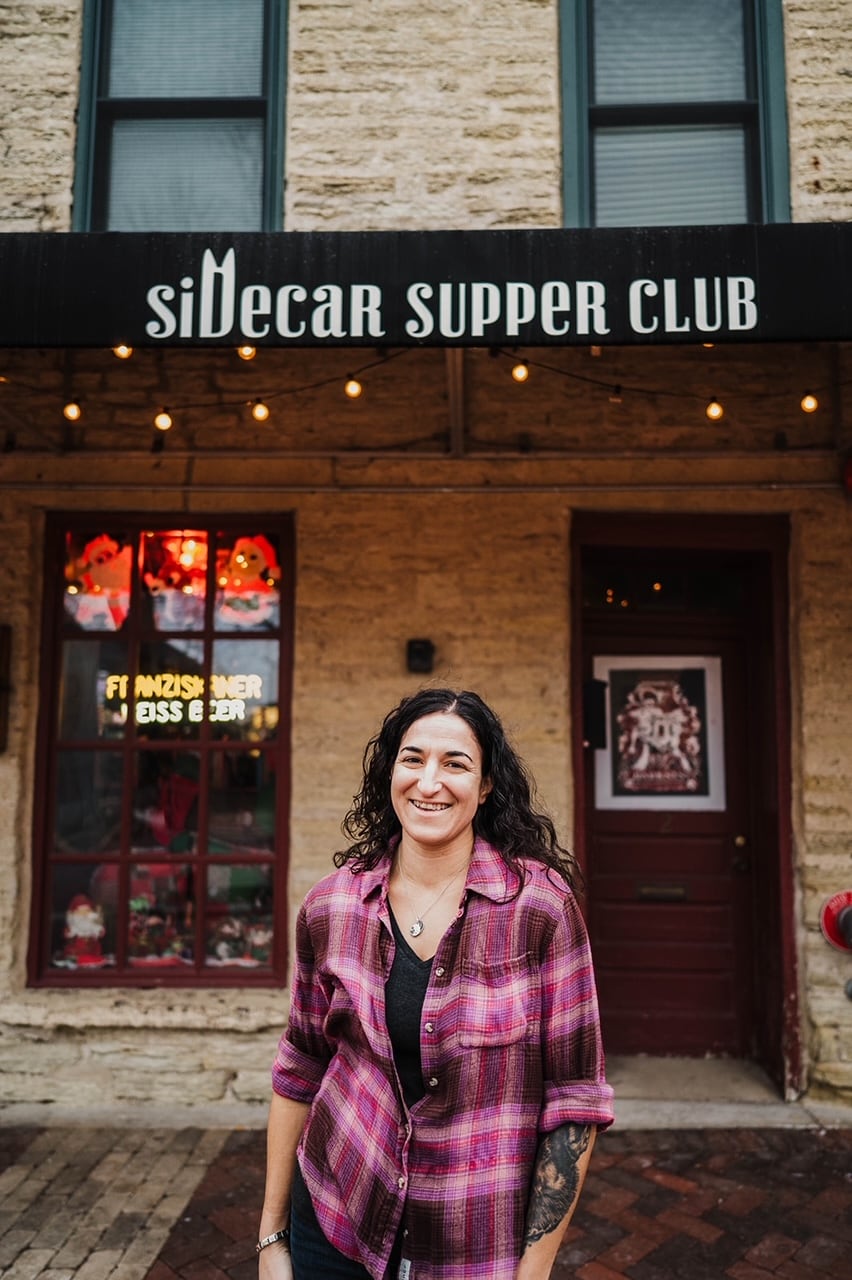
[385,906,433,1107]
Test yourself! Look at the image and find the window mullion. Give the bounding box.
[560,0,591,226]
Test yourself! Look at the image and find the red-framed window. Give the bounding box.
[29,514,294,986]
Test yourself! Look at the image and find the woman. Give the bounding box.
[258,689,613,1280]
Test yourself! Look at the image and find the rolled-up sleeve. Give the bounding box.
[538,889,614,1132]
[272,900,333,1102]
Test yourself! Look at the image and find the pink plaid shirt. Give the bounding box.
[273,838,614,1280]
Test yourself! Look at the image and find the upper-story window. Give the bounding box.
[74,0,287,230]
[561,0,790,226]
[30,515,293,986]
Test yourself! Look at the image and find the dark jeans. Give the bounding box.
[290,1162,404,1280]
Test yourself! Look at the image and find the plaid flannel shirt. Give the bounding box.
[273,838,614,1280]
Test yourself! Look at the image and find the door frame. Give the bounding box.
[570,512,801,1095]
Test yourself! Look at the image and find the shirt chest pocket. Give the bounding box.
[457,952,539,1047]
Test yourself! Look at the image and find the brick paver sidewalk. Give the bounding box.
[0,1127,226,1280]
[2,1126,851,1280]
[148,1127,852,1280]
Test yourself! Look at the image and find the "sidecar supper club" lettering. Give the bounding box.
[144,248,759,344]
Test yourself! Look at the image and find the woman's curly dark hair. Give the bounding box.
[335,688,578,891]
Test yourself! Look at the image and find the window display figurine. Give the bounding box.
[62,893,107,967]
[65,534,133,630]
[216,535,281,628]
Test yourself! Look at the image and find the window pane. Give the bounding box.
[64,531,133,631]
[136,640,205,741]
[41,516,290,983]
[206,863,273,967]
[108,0,264,99]
[132,752,201,853]
[128,863,195,966]
[59,639,129,741]
[54,751,124,854]
[214,531,282,631]
[107,120,263,232]
[594,125,748,226]
[49,864,117,970]
[593,0,746,104]
[210,640,279,742]
[208,751,276,854]
[141,530,208,631]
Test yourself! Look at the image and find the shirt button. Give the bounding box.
[398,1176,407,1189]
[435,966,445,977]
[424,1022,434,1033]
[427,1076,439,1088]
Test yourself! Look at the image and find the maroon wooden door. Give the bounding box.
[581,557,758,1056]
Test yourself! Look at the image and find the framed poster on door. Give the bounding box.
[593,655,726,811]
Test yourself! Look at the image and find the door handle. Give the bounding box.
[732,834,750,873]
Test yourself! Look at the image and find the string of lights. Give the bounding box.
[0,343,842,437]
[494,348,834,422]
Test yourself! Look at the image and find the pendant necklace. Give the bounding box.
[397,856,469,938]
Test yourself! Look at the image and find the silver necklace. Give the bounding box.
[397,856,469,938]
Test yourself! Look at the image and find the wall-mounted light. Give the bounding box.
[406,638,435,673]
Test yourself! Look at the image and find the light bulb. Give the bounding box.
[63,401,82,422]
[511,362,529,383]
[344,377,363,399]
[705,398,724,422]
[113,344,133,359]
[237,345,257,361]
[251,401,270,422]
[800,392,818,413]
[154,410,173,432]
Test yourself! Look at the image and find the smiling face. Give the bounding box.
[391,711,491,858]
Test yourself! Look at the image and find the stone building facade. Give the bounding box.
[0,0,850,1111]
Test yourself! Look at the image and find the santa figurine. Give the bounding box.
[63,893,106,966]
[216,535,281,627]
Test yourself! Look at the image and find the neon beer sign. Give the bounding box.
[104,672,265,725]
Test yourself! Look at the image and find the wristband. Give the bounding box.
[256,1228,291,1254]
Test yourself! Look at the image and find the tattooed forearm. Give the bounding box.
[522,1123,593,1250]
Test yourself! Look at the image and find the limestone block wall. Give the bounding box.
[4,1,852,232]
[791,495,852,1096]
[284,0,562,229]
[0,442,850,1107]
[784,0,852,221]
[0,1,82,231]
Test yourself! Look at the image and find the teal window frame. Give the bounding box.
[559,0,790,227]
[73,0,288,232]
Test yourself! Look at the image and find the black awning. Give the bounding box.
[1,224,850,349]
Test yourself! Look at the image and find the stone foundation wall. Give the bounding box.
[0,434,850,1105]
